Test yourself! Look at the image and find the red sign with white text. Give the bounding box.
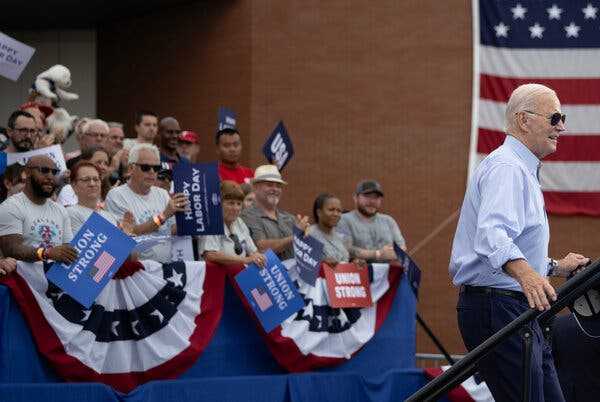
[324,263,372,308]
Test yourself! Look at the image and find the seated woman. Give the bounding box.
[309,193,364,266]
[200,181,266,267]
[58,146,113,206]
[67,161,133,234]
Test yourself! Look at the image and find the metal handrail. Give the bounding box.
[406,258,600,402]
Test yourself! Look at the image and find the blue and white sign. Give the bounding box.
[46,212,136,308]
[292,226,324,286]
[0,31,35,81]
[394,243,421,298]
[7,144,67,172]
[173,162,224,236]
[217,106,237,132]
[262,121,294,171]
[0,152,6,175]
[235,249,304,333]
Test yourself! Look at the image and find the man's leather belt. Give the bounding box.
[461,285,527,302]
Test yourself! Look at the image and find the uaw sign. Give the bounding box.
[7,144,67,172]
[0,31,35,81]
[218,106,237,131]
[173,162,224,236]
[46,212,136,308]
[324,263,372,308]
[292,226,324,286]
[262,121,294,171]
[235,249,304,333]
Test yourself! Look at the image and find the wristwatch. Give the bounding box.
[548,258,559,277]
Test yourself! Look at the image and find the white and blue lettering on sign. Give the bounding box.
[262,121,294,171]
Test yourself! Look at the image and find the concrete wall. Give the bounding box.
[0,29,96,152]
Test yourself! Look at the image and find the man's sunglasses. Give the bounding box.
[29,166,60,176]
[524,110,566,126]
[135,163,161,173]
[230,233,243,255]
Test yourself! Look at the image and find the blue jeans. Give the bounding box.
[457,290,565,402]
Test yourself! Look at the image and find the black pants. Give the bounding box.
[457,290,565,402]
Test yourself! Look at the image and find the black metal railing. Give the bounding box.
[406,258,600,402]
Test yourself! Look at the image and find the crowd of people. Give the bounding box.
[0,103,407,277]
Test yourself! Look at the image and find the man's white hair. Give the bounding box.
[505,83,556,134]
[82,118,109,134]
[128,143,160,165]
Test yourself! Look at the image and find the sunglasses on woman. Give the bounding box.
[524,110,566,126]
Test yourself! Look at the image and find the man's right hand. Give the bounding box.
[47,244,78,264]
[505,259,556,311]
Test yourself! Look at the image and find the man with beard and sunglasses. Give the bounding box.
[105,143,188,263]
[337,180,406,263]
[5,110,37,153]
[0,156,77,264]
[450,83,589,402]
[241,165,309,261]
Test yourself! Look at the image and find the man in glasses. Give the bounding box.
[0,155,77,265]
[449,83,589,402]
[5,110,37,153]
[66,119,110,169]
[105,143,188,263]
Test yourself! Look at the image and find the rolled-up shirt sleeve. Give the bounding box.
[474,163,527,270]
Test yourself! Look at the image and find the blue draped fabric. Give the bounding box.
[0,273,437,401]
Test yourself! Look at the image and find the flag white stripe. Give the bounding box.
[479,45,600,78]
[475,154,600,192]
[478,99,600,134]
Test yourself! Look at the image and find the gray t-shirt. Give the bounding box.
[337,210,406,261]
[308,224,350,263]
[66,204,118,234]
[0,192,73,248]
[241,205,296,260]
[105,184,174,262]
[199,217,257,258]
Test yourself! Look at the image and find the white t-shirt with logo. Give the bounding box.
[105,184,174,262]
[0,192,73,248]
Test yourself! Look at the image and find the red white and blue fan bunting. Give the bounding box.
[236,259,402,371]
[0,259,225,393]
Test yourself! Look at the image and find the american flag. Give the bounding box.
[90,251,116,283]
[472,1,600,215]
[251,287,273,311]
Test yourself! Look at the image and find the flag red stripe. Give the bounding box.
[477,128,600,161]
[480,74,600,105]
[544,191,600,216]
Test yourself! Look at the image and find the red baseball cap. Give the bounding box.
[179,130,199,144]
[20,102,54,120]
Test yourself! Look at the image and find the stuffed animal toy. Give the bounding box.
[46,107,78,144]
[31,64,79,102]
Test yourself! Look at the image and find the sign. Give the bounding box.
[235,249,304,332]
[46,212,136,308]
[132,234,170,253]
[262,121,294,171]
[0,31,35,81]
[0,152,6,175]
[292,226,324,286]
[173,162,224,236]
[394,243,421,298]
[324,263,372,308]
[171,236,194,261]
[7,144,67,172]
[217,107,237,132]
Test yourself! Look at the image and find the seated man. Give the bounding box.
[216,126,253,184]
[105,143,187,262]
[241,165,308,261]
[337,180,406,263]
[0,156,77,264]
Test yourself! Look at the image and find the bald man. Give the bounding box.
[158,117,188,170]
[0,156,77,264]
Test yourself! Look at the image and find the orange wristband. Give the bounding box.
[36,247,44,261]
[152,215,162,227]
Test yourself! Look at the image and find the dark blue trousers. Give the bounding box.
[457,290,565,402]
